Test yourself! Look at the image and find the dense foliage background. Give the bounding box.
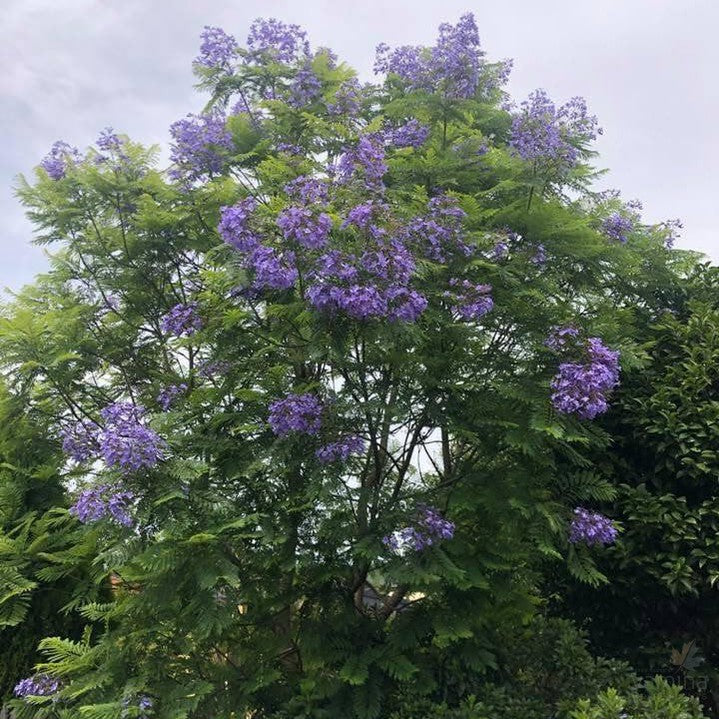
[0,12,712,719]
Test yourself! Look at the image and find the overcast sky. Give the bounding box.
[2,0,718,293]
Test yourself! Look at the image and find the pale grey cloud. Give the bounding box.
[2,0,717,293]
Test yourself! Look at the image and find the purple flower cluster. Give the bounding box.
[316,435,365,463]
[61,418,99,462]
[601,212,634,243]
[123,694,154,718]
[284,175,329,205]
[289,66,322,107]
[97,402,165,472]
[510,90,600,169]
[569,507,618,546]
[403,194,471,262]
[60,403,164,473]
[307,238,426,322]
[14,674,60,698]
[335,134,388,192]
[276,206,332,249]
[195,25,237,69]
[544,325,580,352]
[531,243,547,266]
[169,112,233,182]
[249,245,298,290]
[268,393,324,436]
[246,18,310,64]
[385,119,430,149]
[383,506,455,554]
[445,279,493,320]
[94,127,129,168]
[160,302,203,337]
[659,217,683,249]
[491,240,509,261]
[374,13,484,99]
[342,201,382,230]
[219,195,304,292]
[328,78,362,116]
[197,359,232,378]
[96,127,122,153]
[70,483,136,527]
[157,383,187,411]
[218,198,260,252]
[40,140,81,180]
[551,337,620,419]
[276,142,304,156]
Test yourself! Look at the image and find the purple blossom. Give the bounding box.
[316,435,365,463]
[360,241,415,283]
[431,13,483,98]
[160,302,203,337]
[332,284,388,319]
[491,240,509,261]
[61,418,99,462]
[314,250,359,282]
[335,134,387,191]
[328,78,362,116]
[375,14,484,99]
[386,119,430,149]
[488,58,513,90]
[276,206,332,249]
[404,195,470,261]
[169,112,233,182]
[14,674,60,699]
[569,507,618,546]
[197,359,232,378]
[342,202,380,230]
[531,243,547,266]
[386,286,428,322]
[601,212,634,243]
[246,18,310,64]
[510,90,600,169]
[218,198,260,252]
[268,392,324,436]
[157,383,188,411]
[545,325,580,352]
[96,127,123,153]
[289,66,322,107]
[195,25,237,69]
[97,402,165,472]
[284,175,329,205]
[249,245,298,290]
[307,233,424,323]
[383,506,455,554]
[40,140,81,180]
[659,217,683,249]
[551,338,620,419]
[446,279,493,321]
[276,142,304,156]
[70,483,136,527]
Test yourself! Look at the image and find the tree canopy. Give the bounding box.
[0,13,704,719]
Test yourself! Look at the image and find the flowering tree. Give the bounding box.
[0,13,693,719]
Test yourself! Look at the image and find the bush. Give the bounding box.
[386,617,642,719]
[569,677,706,719]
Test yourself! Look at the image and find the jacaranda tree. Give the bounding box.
[0,13,697,718]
